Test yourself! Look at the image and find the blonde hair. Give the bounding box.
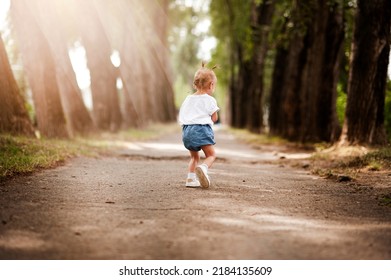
[193,62,217,91]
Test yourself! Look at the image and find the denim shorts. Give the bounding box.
[182,124,216,151]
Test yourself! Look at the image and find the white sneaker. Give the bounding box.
[195,164,210,188]
[185,178,200,188]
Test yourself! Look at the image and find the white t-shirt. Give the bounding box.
[178,94,220,125]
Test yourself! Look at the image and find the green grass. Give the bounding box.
[0,135,82,179]
[379,194,391,206]
[0,123,180,181]
[338,146,391,170]
[229,127,391,178]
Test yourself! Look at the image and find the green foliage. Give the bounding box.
[174,75,192,108]
[0,135,80,179]
[169,3,200,79]
[338,0,356,95]
[209,0,253,63]
[168,1,210,108]
[336,83,347,125]
[343,147,391,170]
[209,41,231,87]
[268,1,292,50]
[0,123,179,181]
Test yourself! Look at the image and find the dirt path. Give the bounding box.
[1,127,391,259]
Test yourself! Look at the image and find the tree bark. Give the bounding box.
[10,0,69,138]
[147,0,176,123]
[341,0,390,145]
[269,44,289,136]
[299,0,343,142]
[246,0,275,133]
[0,35,34,136]
[269,0,344,142]
[76,0,122,131]
[30,0,95,136]
[118,1,143,127]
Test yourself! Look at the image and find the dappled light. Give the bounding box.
[0,230,46,251]
[1,0,391,268]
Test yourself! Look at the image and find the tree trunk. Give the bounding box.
[0,35,34,136]
[224,0,241,128]
[299,0,343,142]
[10,0,69,138]
[235,56,251,128]
[147,0,176,123]
[269,0,344,143]
[76,0,122,131]
[268,6,305,141]
[317,1,344,142]
[276,29,305,141]
[341,0,390,145]
[269,48,286,136]
[30,0,95,136]
[246,0,275,133]
[118,9,143,127]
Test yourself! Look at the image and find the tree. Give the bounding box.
[245,0,275,133]
[0,35,34,136]
[297,0,344,142]
[115,0,156,126]
[340,0,390,145]
[10,0,69,138]
[96,0,177,126]
[210,0,252,128]
[269,0,344,142]
[75,0,122,131]
[143,0,176,123]
[28,0,95,136]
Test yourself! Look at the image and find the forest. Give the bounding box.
[1,0,391,264]
[0,0,390,146]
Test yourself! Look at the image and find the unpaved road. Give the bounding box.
[1,127,391,259]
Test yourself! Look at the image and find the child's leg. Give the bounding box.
[186,150,201,187]
[188,150,200,173]
[195,145,216,188]
[200,144,216,168]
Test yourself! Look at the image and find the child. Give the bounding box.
[178,63,219,188]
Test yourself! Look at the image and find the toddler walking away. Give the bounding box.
[178,63,220,188]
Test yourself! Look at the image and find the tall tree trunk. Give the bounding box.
[317,1,344,142]
[224,0,241,128]
[282,33,305,141]
[269,0,344,142]
[0,35,34,136]
[340,0,390,145]
[76,0,122,131]
[299,0,343,142]
[269,44,289,136]
[246,0,275,133]
[93,0,143,127]
[147,0,176,123]
[118,0,143,127]
[10,0,69,138]
[30,0,95,136]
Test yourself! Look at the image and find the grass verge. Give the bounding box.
[229,127,391,176]
[0,123,180,181]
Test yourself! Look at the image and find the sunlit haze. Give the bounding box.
[0,0,388,77]
[0,0,10,31]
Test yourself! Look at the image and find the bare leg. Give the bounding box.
[188,150,200,173]
[200,144,216,168]
[195,145,216,188]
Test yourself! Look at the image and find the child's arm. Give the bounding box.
[211,111,218,123]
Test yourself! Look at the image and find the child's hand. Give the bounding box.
[211,111,218,123]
